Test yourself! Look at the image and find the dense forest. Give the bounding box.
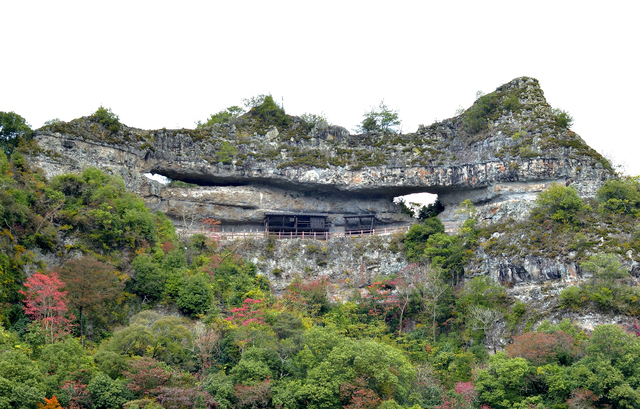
[3,117,640,409]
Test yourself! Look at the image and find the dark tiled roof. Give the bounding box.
[264,212,329,217]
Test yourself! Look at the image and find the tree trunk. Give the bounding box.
[432,307,437,344]
[79,308,84,348]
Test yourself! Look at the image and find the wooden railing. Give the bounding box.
[183,225,412,242]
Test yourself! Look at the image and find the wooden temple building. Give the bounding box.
[263,212,378,238]
[343,214,377,235]
[264,212,330,235]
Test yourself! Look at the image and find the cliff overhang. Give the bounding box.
[25,77,614,232]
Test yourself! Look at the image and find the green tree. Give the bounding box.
[176,274,213,317]
[356,100,401,134]
[242,94,269,109]
[456,276,507,314]
[204,372,235,409]
[404,217,444,262]
[531,183,584,225]
[462,93,499,134]
[274,327,415,409]
[130,254,167,302]
[417,199,444,221]
[215,142,238,165]
[582,253,631,311]
[585,325,640,368]
[474,353,533,409]
[231,346,276,384]
[300,112,329,130]
[50,167,163,251]
[572,325,640,408]
[87,372,132,409]
[248,95,290,127]
[0,111,32,155]
[0,349,46,409]
[196,106,244,128]
[424,232,464,282]
[57,256,124,346]
[581,253,628,285]
[97,311,194,369]
[208,259,268,308]
[596,178,640,214]
[553,108,574,128]
[38,337,95,394]
[91,106,121,133]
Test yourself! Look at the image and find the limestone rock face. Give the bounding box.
[26,77,613,231]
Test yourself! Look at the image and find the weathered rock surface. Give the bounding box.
[228,234,407,296]
[26,77,613,233]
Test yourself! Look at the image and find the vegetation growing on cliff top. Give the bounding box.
[91,106,121,133]
[196,106,243,128]
[25,76,612,177]
[356,100,402,134]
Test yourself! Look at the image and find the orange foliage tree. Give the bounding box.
[37,396,62,409]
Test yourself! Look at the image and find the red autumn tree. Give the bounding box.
[202,217,221,243]
[57,256,123,346]
[281,278,331,316]
[61,379,92,409]
[20,272,73,344]
[123,357,173,398]
[225,298,271,354]
[340,376,381,409]
[157,386,217,409]
[234,378,272,409]
[566,388,599,409]
[506,331,577,366]
[362,280,399,319]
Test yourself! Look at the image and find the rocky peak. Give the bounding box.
[26,77,614,232]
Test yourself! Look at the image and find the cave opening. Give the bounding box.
[144,173,171,184]
[393,192,444,219]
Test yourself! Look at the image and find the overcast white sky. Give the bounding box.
[2,1,639,174]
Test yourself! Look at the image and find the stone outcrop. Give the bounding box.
[228,234,407,295]
[26,77,614,232]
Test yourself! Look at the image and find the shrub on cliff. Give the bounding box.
[247,95,290,127]
[196,106,243,128]
[553,108,574,129]
[356,100,401,134]
[404,217,445,262]
[463,93,499,134]
[91,106,121,133]
[531,183,584,226]
[502,94,521,111]
[299,112,329,130]
[596,178,640,215]
[559,253,638,314]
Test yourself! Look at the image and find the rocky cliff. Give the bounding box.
[26,77,613,232]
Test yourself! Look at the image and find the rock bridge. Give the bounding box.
[26,77,613,233]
